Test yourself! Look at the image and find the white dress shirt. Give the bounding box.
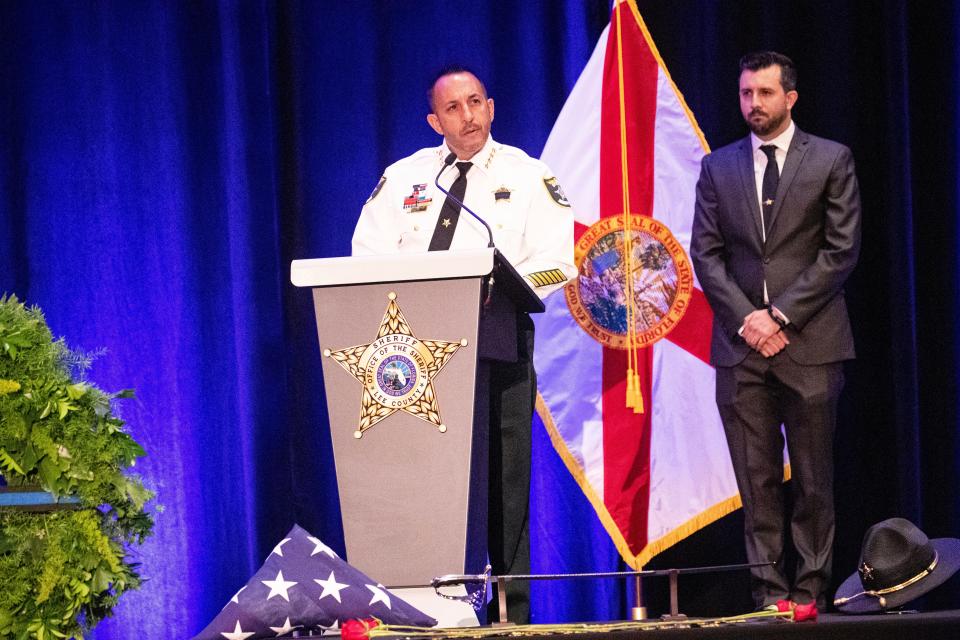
[748,120,795,319]
[750,120,795,243]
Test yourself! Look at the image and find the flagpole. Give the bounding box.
[631,574,648,620]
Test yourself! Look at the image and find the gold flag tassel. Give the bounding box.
[626,368,644,413]
[615,2,644,414]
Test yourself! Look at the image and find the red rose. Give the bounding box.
[342,618,381,640]
[774,599,818,622]
[792,602,818,622]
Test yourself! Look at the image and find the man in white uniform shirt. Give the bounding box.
[353,66,576,623]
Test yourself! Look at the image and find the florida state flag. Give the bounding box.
[535,0,740,569]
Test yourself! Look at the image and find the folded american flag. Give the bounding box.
[192,524,436,639]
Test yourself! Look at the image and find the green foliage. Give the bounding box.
[0,295,154,639]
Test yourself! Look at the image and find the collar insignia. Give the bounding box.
[483,145,499,169]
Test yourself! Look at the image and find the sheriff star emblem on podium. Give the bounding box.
[324,292,467,439]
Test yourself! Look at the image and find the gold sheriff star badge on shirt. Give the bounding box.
[324,292,467,438]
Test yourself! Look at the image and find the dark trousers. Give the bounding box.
[715,350,844,609]
[487,315,535,624]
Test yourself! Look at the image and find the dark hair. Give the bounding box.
[739,51,797,92]
[427,64,487,112]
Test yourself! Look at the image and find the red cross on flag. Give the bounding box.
[535,0,740,569]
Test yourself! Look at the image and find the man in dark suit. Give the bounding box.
[691,51,861,611]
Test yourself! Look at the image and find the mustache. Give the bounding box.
[749,109,767,118]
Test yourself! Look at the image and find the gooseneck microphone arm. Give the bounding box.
[434,152,498,307]
[434,152,496,248]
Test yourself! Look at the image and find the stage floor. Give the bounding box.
[499,610,960,640]
[382,609,960,640]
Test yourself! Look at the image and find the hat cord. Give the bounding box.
[833,551,939,608]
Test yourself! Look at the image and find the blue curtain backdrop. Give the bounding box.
[1,1,959,637]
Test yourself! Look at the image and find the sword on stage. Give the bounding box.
[388,561,776,623]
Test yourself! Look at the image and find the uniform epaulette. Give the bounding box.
[489,143,549,175]
[526,269,568,288]
[387,146,441,172]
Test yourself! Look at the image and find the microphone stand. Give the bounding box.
[435,152,497,306]
[434,152,496,249]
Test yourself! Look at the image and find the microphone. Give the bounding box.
[434,152,495,248]
[440,151,457,168]
[434,152,498,307]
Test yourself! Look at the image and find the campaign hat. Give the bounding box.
[834,518,960,613]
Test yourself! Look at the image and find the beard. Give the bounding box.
[746,107,788,137]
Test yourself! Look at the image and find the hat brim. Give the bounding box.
[835,537,960,613]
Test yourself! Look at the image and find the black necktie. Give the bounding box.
[760,144,779,237]
[428,161,472,251]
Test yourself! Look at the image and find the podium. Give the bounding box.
[291,248,542,588]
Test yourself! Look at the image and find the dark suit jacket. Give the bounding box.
[691,126,861,367]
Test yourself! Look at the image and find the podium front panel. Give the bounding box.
[312,277,487,586]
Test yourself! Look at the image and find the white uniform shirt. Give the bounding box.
[352,136,577,298]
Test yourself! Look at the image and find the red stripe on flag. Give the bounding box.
[601,343,654,554]
[665,288,713,365]
[599,2,659,558]
[598,8,657,218]
[574,220,589,243]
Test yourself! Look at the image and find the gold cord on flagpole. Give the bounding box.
[615,0,643,414]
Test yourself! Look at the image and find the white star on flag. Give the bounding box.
[262,570,298,601]
[307,536,338,558]
[220,620,255,640]
[269,617,299,636]
[314,571,349,603]
[366,584,392,609]
[271,537,292,557]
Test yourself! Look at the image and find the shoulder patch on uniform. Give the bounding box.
[366,175,386,203]
[526,269,568,288]
[543,177,571,207]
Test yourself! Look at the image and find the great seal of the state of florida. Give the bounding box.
[565,214,693,349]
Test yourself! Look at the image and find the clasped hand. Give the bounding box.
[741,309,789,357]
